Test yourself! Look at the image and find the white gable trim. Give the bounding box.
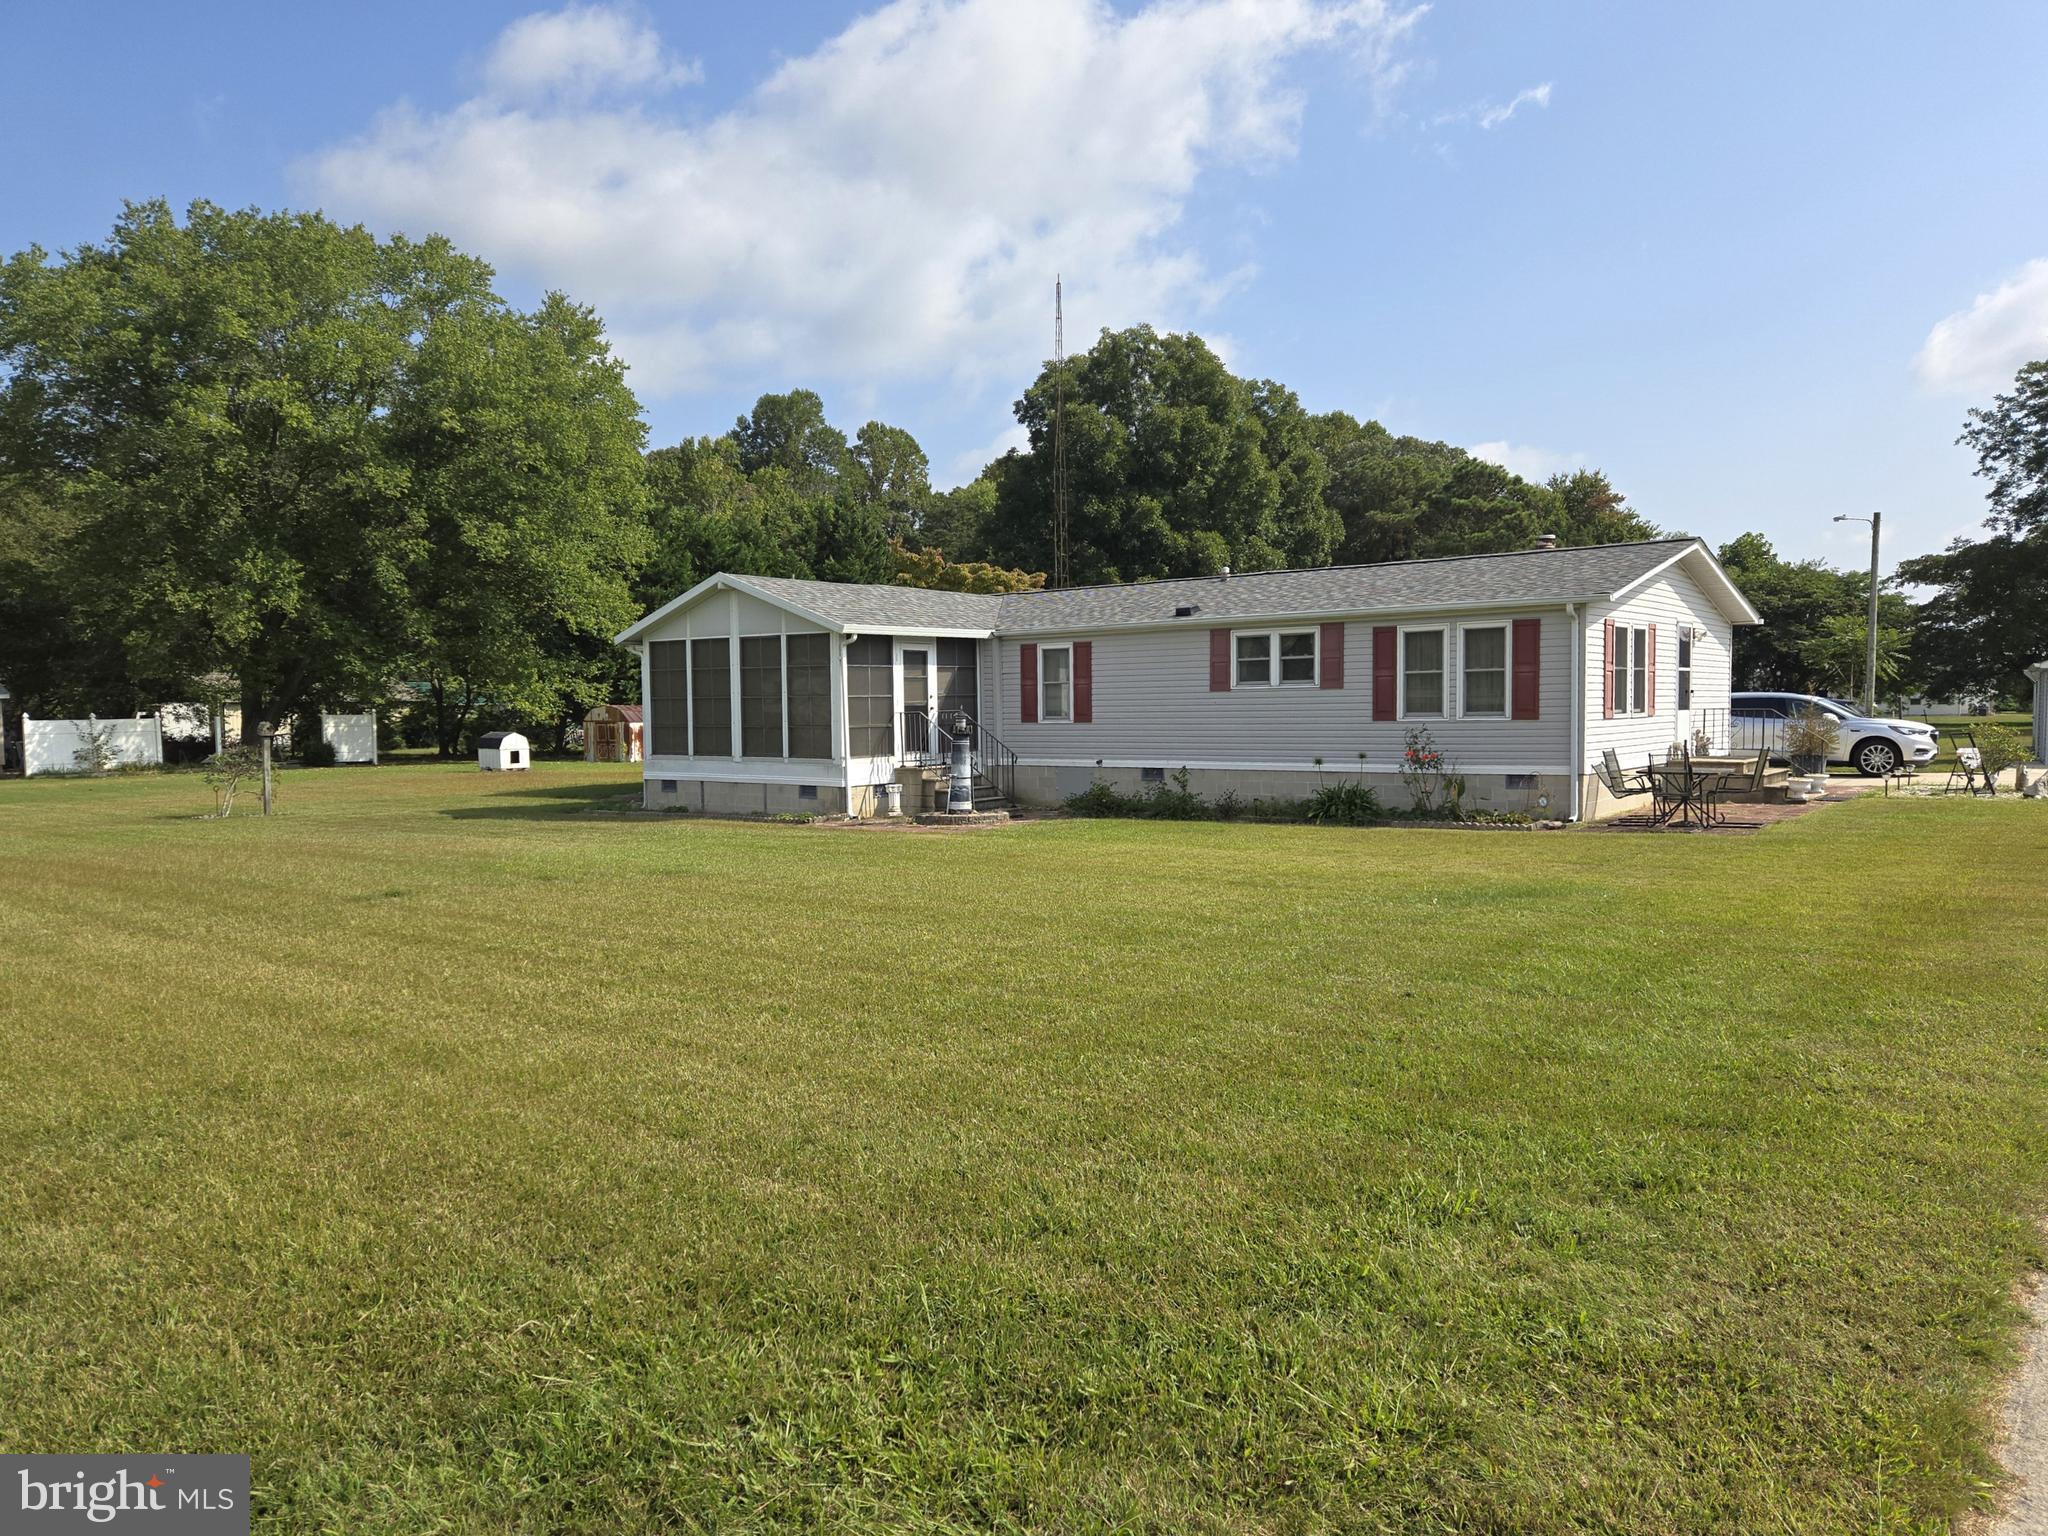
[615,572,860,645]
[1606,541,1762,626]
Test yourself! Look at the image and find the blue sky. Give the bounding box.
[8,1,2048,573]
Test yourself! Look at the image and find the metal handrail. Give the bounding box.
[898,708,1017,803]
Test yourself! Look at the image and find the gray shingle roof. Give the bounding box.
[992,538,1706,630]
[736,575,1005,630]
[624,538,1746,642]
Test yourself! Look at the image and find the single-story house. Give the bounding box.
[612,536,1762,820]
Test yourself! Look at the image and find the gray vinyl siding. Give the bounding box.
[1582,570,1736,770]
[995,609,1574,772]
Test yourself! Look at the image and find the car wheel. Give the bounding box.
[1853,739,1899,777]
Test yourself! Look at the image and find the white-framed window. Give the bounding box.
[1039,643,1073,721]
[1612,624,1649,714]
[1399,626,1448,717]
[1676,630,1693,710]
[1232,628,1318,687]
[1459,624,1509,719]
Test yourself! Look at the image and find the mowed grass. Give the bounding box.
[1,764,2045,1534]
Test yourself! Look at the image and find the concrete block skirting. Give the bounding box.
[643,777,847,816]
[1011,763,1574,819]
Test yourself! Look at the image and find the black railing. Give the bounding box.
[896,709,1018,804]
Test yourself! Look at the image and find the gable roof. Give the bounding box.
[615,538,1758,645]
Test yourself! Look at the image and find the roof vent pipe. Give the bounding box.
[1532,533,1560,551]
[1219,566,1232,579]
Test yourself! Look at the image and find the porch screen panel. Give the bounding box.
[740,636,784,757]
[936,638,979,723]
[690,637,731,756]
[786,633,831,758]
[648,640,688,755]
[846,634,894,757]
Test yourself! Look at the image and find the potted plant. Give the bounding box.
[1783,704,1839,796]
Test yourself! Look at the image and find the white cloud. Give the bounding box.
[1477,81,1550,129]
[481,5,699,102]
[1915,258,2048,395]
[1430,79,1551,132]
[304,0,1421,396]
[1468,439,1582,481]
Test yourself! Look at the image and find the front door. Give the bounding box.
[898,645,932,757]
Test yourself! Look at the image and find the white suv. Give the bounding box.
[1728,693,1940,776]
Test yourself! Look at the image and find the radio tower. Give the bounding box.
[1051,276,1072,590]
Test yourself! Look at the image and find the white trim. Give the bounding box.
[1038,642,1075,722]
[1607,541,1763,627]
[1230,625,1320,688]
[1455,620,1511,721]
[1397,624,1449,720]
[894,638,932,759]
[642,759,839,784]
[1015,755,1574,776]
[1567,602,1585,817]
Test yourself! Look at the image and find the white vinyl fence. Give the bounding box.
[320,712,378,765]
[23,715,164,776]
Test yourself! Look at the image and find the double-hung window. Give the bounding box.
[1612,624,1649,714]
[1460,625,1508,718]
[1400,628,1447,717]
[1233,629,1317,687]
[1039,644,1073,721]
[1676,630,1693,710]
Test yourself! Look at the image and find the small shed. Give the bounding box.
[584,703,644,763]
[478,731,530,772]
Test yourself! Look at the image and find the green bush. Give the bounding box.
[299,738,339,768]
[1305,780,1383,826]
[1975,723,2030,787]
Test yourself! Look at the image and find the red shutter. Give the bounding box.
[1511,618,1541,720]
[1020,643,1038,724]
[1602,619,1616,719]
[1371,626,1397,721]
[1319,622,1345,689]
[1209,628,1231,691]
[1073,641,1093,723]
[1646,623,1658,715]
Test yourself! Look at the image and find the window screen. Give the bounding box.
[846,635,894,757]
[649,640,688,755]
[1631,627,1648,713]
[1234,633,1271,686]
[690,637,731,756]
[1403,630,1445,715]
[740,636,784,757]
[1676,631,1693,710]
[1462,627,1507,716]
[1277,631,1317,684]
[786,633,831,758]
[1041,646,1073,720]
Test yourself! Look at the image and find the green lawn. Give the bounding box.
[2,764,2045,1533]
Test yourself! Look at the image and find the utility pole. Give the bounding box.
[1832,511,1882,715]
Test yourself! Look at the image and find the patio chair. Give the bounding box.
[1944,731,1989,796]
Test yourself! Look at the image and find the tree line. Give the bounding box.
[2,202,2040,758]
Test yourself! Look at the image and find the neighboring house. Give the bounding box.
[613,536,1761,820]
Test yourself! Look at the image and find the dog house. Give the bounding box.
[478,731,529,772]
[583,703,643,763]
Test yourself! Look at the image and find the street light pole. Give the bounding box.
[1833,512,1882,715]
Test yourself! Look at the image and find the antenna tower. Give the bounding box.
[1051,277,1072,589]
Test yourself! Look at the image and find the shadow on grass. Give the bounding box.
[441,781,646,821]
